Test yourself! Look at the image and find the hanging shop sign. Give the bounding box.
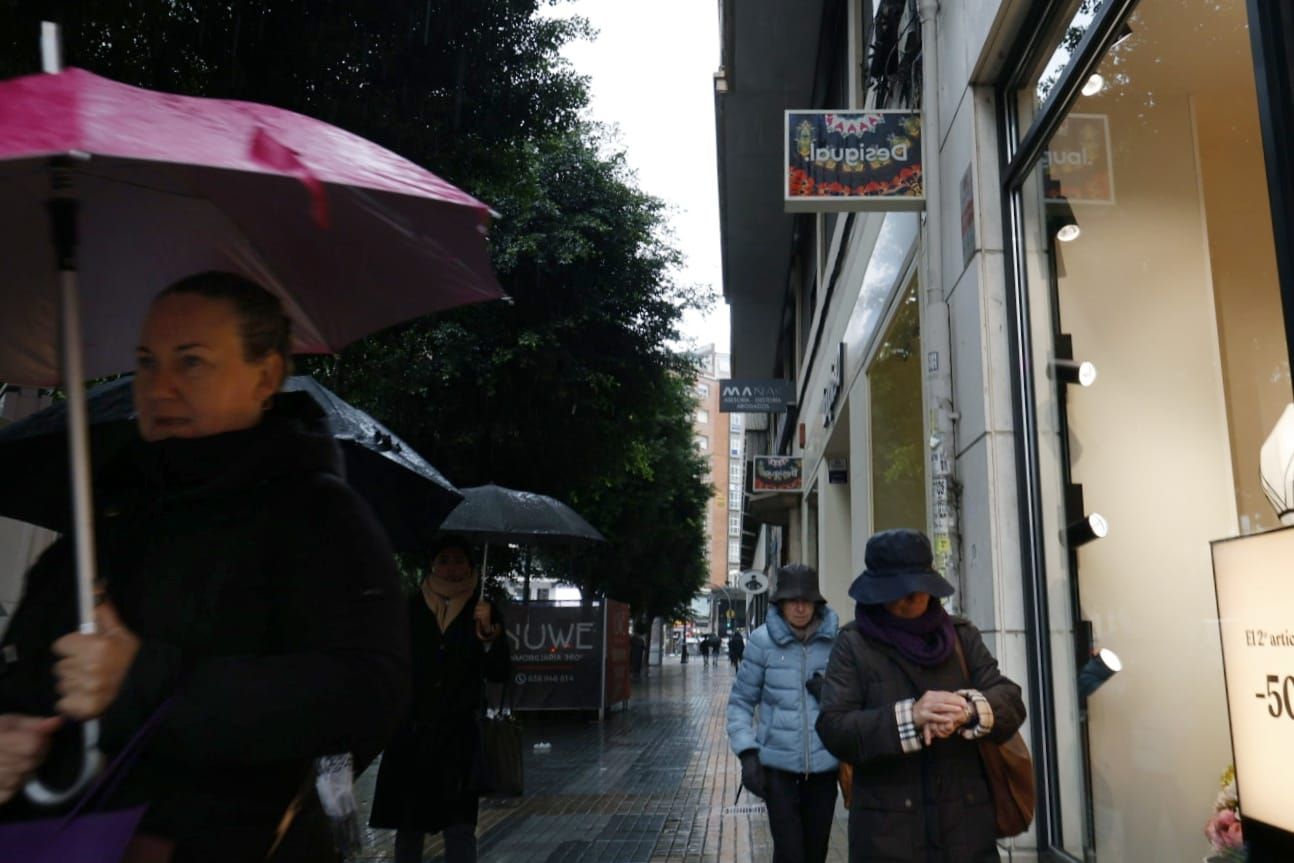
[785,110,924,212]
[720,379,796,413]
[828,458,848,484]
[752,456,803,492]
[1043,113,1114,204]
[1211,527,1294,838]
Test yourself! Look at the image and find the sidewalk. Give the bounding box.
[351,656,849,862]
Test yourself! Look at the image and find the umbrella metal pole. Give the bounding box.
[60,269,99,635]
[26,172,104,806]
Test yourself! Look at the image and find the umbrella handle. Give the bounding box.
[23,720,103,806]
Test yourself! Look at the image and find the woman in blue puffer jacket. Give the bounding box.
[727,563,840,863]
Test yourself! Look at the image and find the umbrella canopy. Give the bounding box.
[438,484,605,547]
[0,375,462,552]
[0,67,504,385]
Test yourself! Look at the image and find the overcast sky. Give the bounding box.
[549,0,730,354]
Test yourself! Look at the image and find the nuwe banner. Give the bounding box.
[785,110,924,212]
[505,600,632,713]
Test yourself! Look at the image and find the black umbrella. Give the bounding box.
[437,484,604,601]
[0,375,461,552]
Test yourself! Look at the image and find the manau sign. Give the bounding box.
[785,110,924,212]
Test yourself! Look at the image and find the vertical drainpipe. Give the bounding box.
[916,0,962,602]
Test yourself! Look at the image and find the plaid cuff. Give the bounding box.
[956,689,994,739]
[895,698,923,753]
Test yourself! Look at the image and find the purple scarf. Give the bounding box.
[855,601,956,667]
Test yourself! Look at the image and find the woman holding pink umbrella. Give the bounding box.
[0,272,409,861]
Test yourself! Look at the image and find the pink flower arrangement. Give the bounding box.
[1204,765,1246,862]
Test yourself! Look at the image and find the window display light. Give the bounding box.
[1260,403,1294,526]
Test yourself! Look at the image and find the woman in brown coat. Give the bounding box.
[816,529,1026,863]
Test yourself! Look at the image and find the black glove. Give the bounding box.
[805,672,824,701]
[739,750,767,799]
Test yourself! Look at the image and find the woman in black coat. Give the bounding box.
[369,535,511,863]
[816,529,1026,863]
[0,272,409,861]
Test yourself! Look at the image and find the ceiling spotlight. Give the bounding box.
[1078,648,1123,697]
[1082,73,1105,97]
[1067,512,1109,547]
[1047,198,1080,243]
[1053,358,1098,387]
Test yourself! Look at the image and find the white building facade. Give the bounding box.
[717,0,1294,860]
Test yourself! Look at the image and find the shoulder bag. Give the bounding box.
[953,637,1035,838]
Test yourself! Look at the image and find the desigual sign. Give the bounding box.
[785,110,924,212]
[1043,113,1114,204]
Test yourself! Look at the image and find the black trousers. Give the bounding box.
[763,768,838,863]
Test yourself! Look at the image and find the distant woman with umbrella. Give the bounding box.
[369,534,511,863]
[0,272,409,861]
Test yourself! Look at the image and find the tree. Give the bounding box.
[0,0,713,618]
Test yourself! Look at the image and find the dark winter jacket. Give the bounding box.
[368,593,510,833]
[815,618,1025,863]
[0,396,409,862]
[726,605,839,774]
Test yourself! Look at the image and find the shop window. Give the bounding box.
[1013,2,1285,858]
[866,281,925,533]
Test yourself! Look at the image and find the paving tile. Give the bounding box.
[353,658,849,862]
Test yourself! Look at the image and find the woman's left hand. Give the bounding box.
[51,601,140,720]
[474,601,500,642]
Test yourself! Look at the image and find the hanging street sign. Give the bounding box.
[741,570,769,596]
[720,379,796,413]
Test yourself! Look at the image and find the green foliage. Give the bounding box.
[0,0,712,617]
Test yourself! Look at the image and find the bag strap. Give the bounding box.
[57,699,173,825]
[263,767,316,861]
[952,633,972,686]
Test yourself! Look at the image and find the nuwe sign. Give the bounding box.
[785,110,924,212]
[719,379,796,413]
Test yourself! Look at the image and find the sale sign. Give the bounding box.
[1212,527,1294,836]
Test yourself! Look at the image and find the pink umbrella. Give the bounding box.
[0,66,503,384]
[0,56,504,803]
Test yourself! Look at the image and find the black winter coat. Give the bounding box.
[368,593,510,833]
[0,397,409,862]
[815,618,1025,863]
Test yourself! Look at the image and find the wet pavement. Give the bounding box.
[351,656,849,862]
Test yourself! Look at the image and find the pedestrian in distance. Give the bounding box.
[681,638,689,664]
[369,535,511,863]
[816,528,1026,863]
[726,564,840,863]
[0,272,410,861]
[699,635,711,665]
[728,630,744,668]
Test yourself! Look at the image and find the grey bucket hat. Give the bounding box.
[770,563,826,604]
[848,528,955,605]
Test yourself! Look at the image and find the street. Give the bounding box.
[353,657,849,862]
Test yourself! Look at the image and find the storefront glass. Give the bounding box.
[1019,1,1287,858]
[1020,0,1111,125]
[867,281,926,532]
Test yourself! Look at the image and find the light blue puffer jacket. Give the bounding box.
[726,605,840,774]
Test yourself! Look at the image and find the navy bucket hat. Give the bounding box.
[848,528,955,605]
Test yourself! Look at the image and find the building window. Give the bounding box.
[697,382,710,398]
[730,414,743,431]
[728,541,741,561]
[729,463,743,482]
[696,408,710,424]
[696,435,709,451]
[729,482,741,498]
[728,515,741,537]
[718,356,730,375]
[730,440,742,458]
